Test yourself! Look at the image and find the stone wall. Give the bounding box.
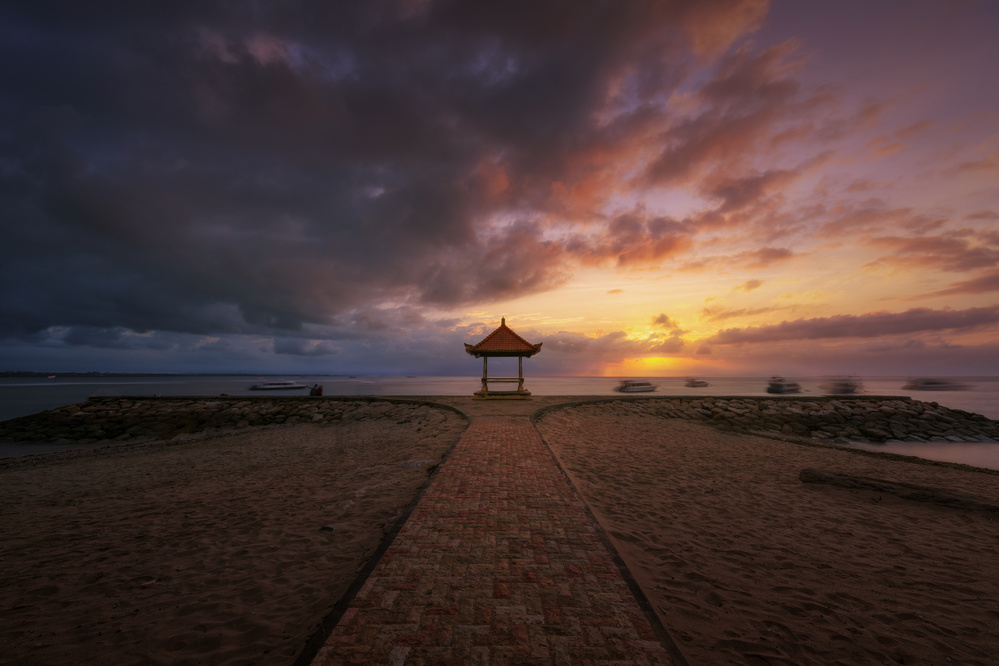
[2,394,997,446]
[617,396,999,443]
[0,396,463,444]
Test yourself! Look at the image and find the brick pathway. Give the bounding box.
[311,414,680,665]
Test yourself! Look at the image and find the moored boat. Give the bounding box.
[821,376,862,394]
[615,380,657,393]
[903,378,969,391]
[249,380,309,390]
[766,376,801,394]
[685,377,710,387]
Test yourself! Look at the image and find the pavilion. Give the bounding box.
[464,318,543,399]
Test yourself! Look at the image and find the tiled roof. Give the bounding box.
[465,318,543,357]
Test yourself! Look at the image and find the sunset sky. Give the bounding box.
[2,0,997,377]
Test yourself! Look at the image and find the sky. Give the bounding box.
[1,0,997,377]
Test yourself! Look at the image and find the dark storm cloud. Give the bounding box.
[0,0,774,344]
[704,306,999,345]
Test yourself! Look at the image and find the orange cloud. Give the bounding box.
[475,160,510,199]
[734,279,763,292]
[931,269,999,296]
[737,246,794,268]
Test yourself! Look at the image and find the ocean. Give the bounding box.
[2,375,997,468]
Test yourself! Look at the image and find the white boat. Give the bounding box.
[615,380,657,393]
[249,380,309,391]
[766,376,801,394]
[685,378,710,388]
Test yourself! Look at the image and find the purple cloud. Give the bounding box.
[706,306,999,344]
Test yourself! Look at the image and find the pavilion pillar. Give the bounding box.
[482,357,488,392]
[518,356,524,391]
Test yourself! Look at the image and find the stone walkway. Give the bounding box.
[311,407,682,665]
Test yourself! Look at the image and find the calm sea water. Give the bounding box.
[2,375,997,468]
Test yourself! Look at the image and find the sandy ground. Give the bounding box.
[0,410,465,665]
[5,395,999,665]
[535,402,999,666]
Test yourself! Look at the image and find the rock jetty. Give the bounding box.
[1,394,996,446]
[0,396,462,444]
[607,396,999,443]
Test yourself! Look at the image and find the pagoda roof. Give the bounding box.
[464,318,543,357]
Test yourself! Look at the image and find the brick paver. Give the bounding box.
[311,414,679,665]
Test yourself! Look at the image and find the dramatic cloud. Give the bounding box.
[640,39,812,189]
[0,1,777,341]
[1,1,997,375]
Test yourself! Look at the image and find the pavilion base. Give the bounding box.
[473,389,532,400]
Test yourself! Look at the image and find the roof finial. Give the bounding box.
[501,317,506,325]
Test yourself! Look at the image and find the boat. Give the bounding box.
[821,376,862,395]
[766,376,801,394]
[249,380,309,391]
[615,380,657,393]
[903,378,969,391]
[684,377,710,388]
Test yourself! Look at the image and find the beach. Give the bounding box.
[0,402,466,665]
[535,402,999,665]
[2,395,998,664]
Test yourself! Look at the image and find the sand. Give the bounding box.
[4,396,999,665]
[0,408,466,665]
[535,402,999,665]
